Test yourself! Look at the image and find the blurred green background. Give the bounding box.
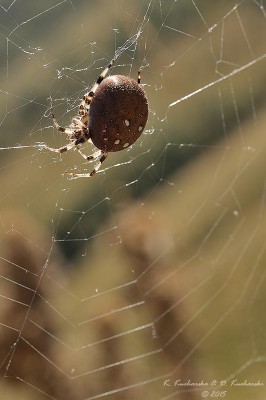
[0,1,266,399]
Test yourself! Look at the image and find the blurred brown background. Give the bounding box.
[0,1,266,399]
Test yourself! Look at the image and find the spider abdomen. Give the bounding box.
[89,75,148,152]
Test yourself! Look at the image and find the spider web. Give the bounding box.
[0,0,266,399]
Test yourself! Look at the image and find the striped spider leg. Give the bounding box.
[67,148,108,178]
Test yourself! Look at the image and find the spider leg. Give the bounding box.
[50,108,74,136]
[65,151,108,178]
[90,152,108,176]
[44,140,77,154]
[76,147,102,161]
[89,152,108,176]
[137,70,141,84]
[79,58,115,121]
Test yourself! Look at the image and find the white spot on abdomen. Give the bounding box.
[123,143,129,148]
[115,139,120,144]
[138,125,143,131]
[125,119,130,126]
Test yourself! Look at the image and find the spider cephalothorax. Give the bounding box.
[45,59,148,177]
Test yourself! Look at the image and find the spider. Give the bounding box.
[44,58,149,177]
